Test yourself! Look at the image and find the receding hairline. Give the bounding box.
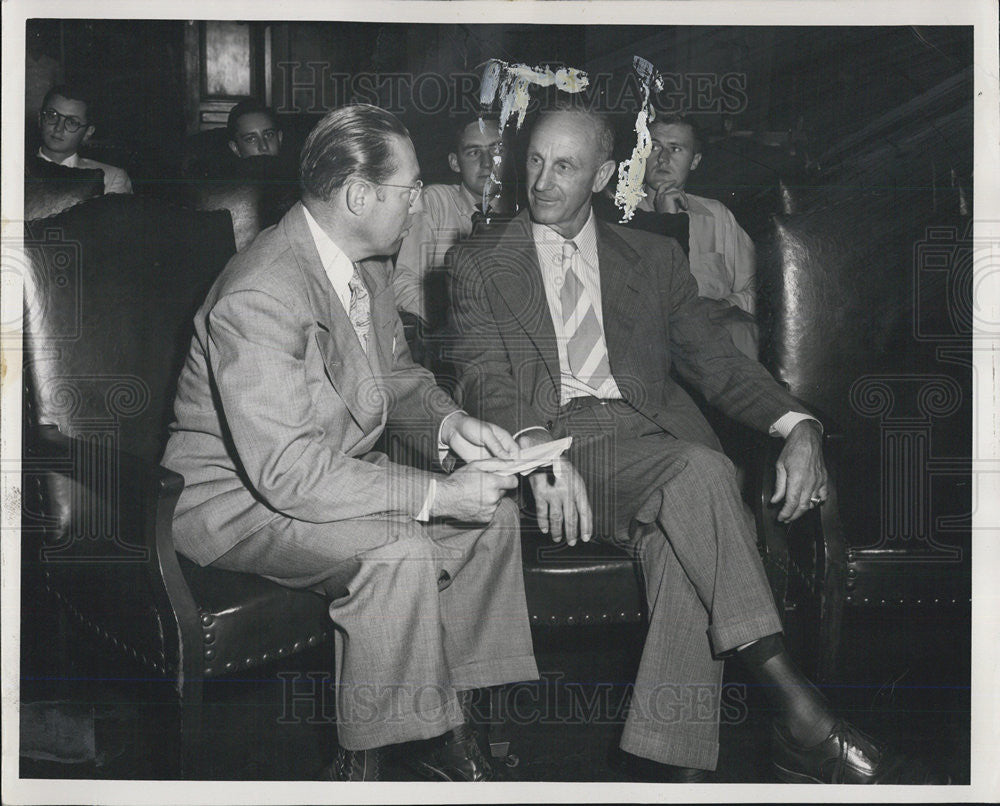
[533,109,614,162]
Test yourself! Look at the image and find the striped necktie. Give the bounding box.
[559,240,611,389]
[348,264,371,354]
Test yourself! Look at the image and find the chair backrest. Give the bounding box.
[192,177,299,251]
[24,156,105,219]
[24,193,237,464]
[758,187,971,557]
[138,176,299,252]
[21,194,236,666]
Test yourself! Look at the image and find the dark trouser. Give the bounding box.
[554,399,782,770]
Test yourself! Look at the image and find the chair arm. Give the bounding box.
[24,424,202,681]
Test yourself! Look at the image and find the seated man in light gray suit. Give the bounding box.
[162,104,538,782]
[448,104,944,785]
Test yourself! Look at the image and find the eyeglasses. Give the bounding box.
[40,108,88,133]
[374,179,423,206]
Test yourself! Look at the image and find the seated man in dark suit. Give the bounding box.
[447,104,945,785]
[34,83,132,194]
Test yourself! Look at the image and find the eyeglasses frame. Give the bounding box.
[39,107,90,134]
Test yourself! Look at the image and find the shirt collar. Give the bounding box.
[302,204,356,301]
[37,148,79,168]
[531,207,599,258]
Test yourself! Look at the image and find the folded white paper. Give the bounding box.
[474,437,574,476]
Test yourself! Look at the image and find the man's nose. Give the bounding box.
[478,150,493,170]
[533,164,553,190]
[256,139,270,154]
[53,116,66,133]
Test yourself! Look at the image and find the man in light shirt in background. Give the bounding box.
[637,114,757,358]
[392,116,508,328]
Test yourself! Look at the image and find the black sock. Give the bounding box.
[736,633,836,746]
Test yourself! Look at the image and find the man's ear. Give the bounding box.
[447,152,461,174]
[592,158,617,193]
[228,140,241,157]
[344,180,370,216]
[690,153,702,172]
[276,130,284,149]
[81,125,96,147]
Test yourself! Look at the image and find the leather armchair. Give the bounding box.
[24,156,105,220]
[757,187,972,680]
[137,174,299,252]
[20,192,831,780]
[21,194,334,777]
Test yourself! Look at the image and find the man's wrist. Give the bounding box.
[770,411,822,439]
[438,410,466,448]
[514,426,552,449]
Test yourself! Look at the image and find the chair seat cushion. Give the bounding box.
[177,530,644,678]
[520,533,644,626]
[178,556,337,677]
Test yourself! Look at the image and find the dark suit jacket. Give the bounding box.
[447,209,799,451]
[163,202,459,566]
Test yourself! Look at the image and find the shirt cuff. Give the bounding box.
[769,411,823,439]
[437,409,466,463]
[415,478,437,522]
[513,426,551,443]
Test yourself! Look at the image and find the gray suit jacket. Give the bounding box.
[448,209,800,450]
[163,202,459,566]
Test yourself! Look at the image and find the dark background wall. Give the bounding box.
[25,20,972,189]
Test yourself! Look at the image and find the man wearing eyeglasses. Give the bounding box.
[36,84,132,195]
[391,116,508,328]
[162,104,538,782]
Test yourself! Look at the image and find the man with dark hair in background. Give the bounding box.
[448,105,946,785]
[391,116,509,327]
[162,104,538,782]
[35,83,132,194]
[227,97,284,159]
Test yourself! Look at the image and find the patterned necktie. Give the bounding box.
[348,264,371,354]
[559,240,611,388]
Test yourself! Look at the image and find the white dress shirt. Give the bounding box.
[532,210,623,405]
[392,183,485,322]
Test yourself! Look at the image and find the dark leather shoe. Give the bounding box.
[773,720,950,784]
[405,723,497,781]
[323,745,386,781]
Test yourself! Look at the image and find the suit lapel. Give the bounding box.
[488,211,561,392]
[282,204,384,433]
[595,219,645,375]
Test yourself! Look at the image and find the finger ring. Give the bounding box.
[809,496,822,505]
